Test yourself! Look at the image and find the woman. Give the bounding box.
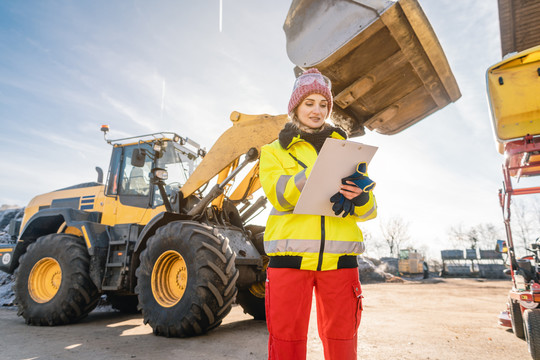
[259,68,377,360]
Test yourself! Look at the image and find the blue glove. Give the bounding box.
[343,162,375,192]
[329,162,375,217]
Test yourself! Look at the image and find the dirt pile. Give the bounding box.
[0,206,23,244]
[0,206,23,307]
[0,273,14,306]
[358,256,401,283]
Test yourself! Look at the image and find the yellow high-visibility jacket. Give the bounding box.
[259,127,377,271]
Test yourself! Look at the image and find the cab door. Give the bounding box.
[102,144,152,226]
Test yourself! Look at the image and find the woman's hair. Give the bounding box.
[289,112,333,134]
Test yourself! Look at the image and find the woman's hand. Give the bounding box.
[340,180,363,200]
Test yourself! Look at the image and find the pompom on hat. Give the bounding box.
[288,68,333,118]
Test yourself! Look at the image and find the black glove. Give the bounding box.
[330,192,355,217]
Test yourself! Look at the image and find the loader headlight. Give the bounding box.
[152,168,168,181]
[2,252,11,265]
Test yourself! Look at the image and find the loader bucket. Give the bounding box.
[284,0,461,137]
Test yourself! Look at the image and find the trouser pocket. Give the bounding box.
[265,277,271,334]
[353,282,363,330]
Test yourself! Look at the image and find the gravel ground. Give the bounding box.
[0,278,530,360]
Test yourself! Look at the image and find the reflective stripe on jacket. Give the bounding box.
[259,130,377,271]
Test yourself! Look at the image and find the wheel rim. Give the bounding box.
[28,257,62,303]
[249,281,266,299]
[151,250,188,308]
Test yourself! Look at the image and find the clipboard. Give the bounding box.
[293,138,378,217]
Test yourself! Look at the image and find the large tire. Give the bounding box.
[524,309,540,360]
[236,287,266,320]
[510,297,525,339]
[14,233,99,325]
[135,221,239,337]
[237,224,267,320]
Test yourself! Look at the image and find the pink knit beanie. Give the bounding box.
[288,68,333,118]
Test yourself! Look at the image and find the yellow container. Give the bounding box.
[486,45,540,153]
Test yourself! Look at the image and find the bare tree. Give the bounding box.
[448,224,468,248]
[530,197,540,235]
[466,228,481,249]
[512,199,534,254]
[361,229,387,258]
[448,223,502,250]
[380,216,410,257]
[476,223,502,248]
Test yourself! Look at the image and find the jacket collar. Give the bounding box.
[278,122,347,150]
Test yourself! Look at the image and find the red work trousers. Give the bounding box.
[265,267,363,360]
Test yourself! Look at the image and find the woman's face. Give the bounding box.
[296,94,328,129]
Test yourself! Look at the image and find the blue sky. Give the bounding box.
[0,1,530,258]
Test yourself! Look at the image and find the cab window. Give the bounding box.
[119,144,153,197]
[153,142,198,207]
[106,147,122,195]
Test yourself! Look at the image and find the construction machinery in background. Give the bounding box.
[489,1,540,358]
[397,248,428,278]
[0,0,459,337]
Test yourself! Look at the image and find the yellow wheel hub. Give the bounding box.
[249,255,268,298]
[28,257,62,303]
[249,281,266,298]
[151,250,188,308]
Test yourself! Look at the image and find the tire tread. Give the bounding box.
[136,221,238,337]
[14,234,99,326]
[524,309,540,360]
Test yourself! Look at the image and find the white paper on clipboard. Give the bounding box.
[293,138,378,217]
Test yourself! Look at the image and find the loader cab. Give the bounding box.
[103,133,203,225]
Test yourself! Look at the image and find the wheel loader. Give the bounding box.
[0,112,287,337]
[0,0,459,337]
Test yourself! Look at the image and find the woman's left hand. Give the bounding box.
[340,180,363,200]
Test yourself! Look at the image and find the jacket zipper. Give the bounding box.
[317,215,325,271]
[289,139,325,271]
